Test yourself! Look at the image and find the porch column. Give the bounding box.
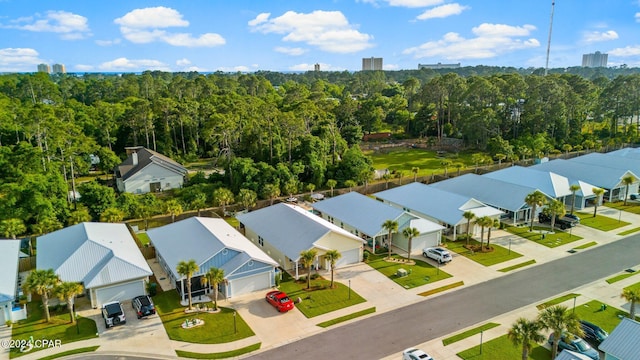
[452,224,457,242]
[295,260,299,280]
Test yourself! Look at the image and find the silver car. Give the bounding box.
[422,247,452,264]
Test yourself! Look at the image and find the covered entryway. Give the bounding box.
[93,280,146,307]
[228,272,272,298]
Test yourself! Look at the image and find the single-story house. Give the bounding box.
[607,147,640,159]
[374,182,503,240]
[0,239,27,324]
[556,350,596,360]
[431,173,553,224]
[532,159,640,203]
[115,146,188,194]
[147,217,278,301]
[569,152,640,197]
[312,192,445,255]
[598,317,640,359]
[236,203,365,279]
[37,222,153,308]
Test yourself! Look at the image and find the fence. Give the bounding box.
[19,256,36,272]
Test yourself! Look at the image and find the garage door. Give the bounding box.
[335,248,360,268]
[0,307,6,324]
[413,234,440,253]
[228,272,271,298]
[94,280,145,306]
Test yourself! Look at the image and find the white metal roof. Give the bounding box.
[570,152,640,180]
[374,182,502,226]
[432,173,549,212]
[0,239,21,303]
[147,217,277,280]
[607,147,640,159]
[236,203,364,262]
[532,159,639,190]
[484,166,572,198]
[555,350,595,360]
[37,223,152,289]
[598,318,640,359]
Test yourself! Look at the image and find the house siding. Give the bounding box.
[122,163,185,194]
[243,227,294,270]
[197,248,242,275]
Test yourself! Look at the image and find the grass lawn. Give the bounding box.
[443,323,500,346]
[604,202,640,215]
[154,291,254,344]
[10,302,98,358]
[576,212,630,231]
[365,147,475,177]
[623,281,640,292]
[278,275,366,318]
[175,343,261,359]
[498,259,536,272]
[573,241,597,250]
[574,300,634,332]
[316,307,376,328]
[418,281,464,297]
[365,252,452,288]
[446,240,523,266]
[536,293,580,310]
[505,226,583,248]
[457,334,551,359]
[37,346,100,360]
[618,226,640,236]
[606,270,640,284]
[137,232,151,246]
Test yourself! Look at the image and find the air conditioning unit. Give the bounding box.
[396,268,408,277]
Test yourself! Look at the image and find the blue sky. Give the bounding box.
[1,0,639,73]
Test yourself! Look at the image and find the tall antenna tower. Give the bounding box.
[544,1,556,76]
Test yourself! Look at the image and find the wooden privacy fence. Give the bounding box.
[19,256,36,272]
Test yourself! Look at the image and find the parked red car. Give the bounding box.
[265,291,294,312]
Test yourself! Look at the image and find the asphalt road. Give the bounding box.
[249,233,640,360]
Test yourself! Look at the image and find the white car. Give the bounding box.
[422,247,452,264]
[402,348,433,360]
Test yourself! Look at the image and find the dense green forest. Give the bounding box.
[1,66,640,238]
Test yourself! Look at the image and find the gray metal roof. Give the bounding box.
[37,223,152,289]
[570,152,640,180]
[312,192,407,237]
[532,159,638,190]
[484,166,572,198]
[431,173,548,212]
[0,239,21,303]
[147,217,277,280]
[607,147,640,159]
[555,350,594,360]
[117,147,187,181]
[374,182,502,226]
[236,203,363,262]
[598,318,640,359]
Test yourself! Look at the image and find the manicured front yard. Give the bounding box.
[365,252,452,288]
[443,323,500,346]
[606,270,640,284]
[624,281,640,292]
[505,226,583,248]
[457,334,550,359]
[604,201,640,215]
[154,291,254,344]
[574,300,634,332]
[278,275,366,318]
[576,212,630,231]
[10,302,98,358]
[446,240,523,266]
[536,293,580,310]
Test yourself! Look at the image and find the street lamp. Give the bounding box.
[348,280,351,300]
[233,311,237,334]
[508,238,512,255]
[480,330,484,354]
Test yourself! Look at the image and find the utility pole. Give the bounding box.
[544,1,556,76]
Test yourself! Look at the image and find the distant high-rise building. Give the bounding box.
[418,62,461,70]
[362,57,383,71]
[314,63,320,71]
[52,64,66,74]
[582,51,608,68]
[37,63,50,73]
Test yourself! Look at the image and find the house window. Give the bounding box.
[258,236,264,246]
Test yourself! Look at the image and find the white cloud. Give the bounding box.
[416,3,470,20]
[403,23,539,60]
[176,58,191,66]
[609,45,640,57]
[635,12,640,22]
[215,65,252,72]
[114,7,225,47]
[0,47,45,71]
[583,30,618,43]
[74,64,94,71]
[360,0,444,7]
[248,10,374,53]
[95,38,121,46]
[289,63,346,71]
[7,10,91,39]
[99,57,170,71]
[384,63,399,70]
[275,47,307,56]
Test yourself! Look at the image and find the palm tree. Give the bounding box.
[495,153,506,166]
[383,173,391,189]
[100,207,125,223]
[538,305,583,359]
[440,159,452,177]
[592,187,605,217]
[0,218,26,239]
[324,250,341,288]
[546,199,566,232]
[411,167,420,182]
[238,188,257,211]
[190,192,207,216]
[382,220,399,259]
[200,267,225,310]
[402,227,420,261]
[622,175,636,205]
[22,269,60,322]
[462,211,475,245]
[621,288,640,319]
[164,199,183,223]
[262,183,281,206]
[326,179,337,197]
[475,216,492,251]
[569,184,581,215]
[213,187,235,215]
[525,190,546,231]
[485,219,500,249]
[394,171,404,185]
[176,259,199,310]
[306,183,315,197]
[344,180,357,192]
[54,282,84,323]
[299,249,318,289]
[507,317,545,360]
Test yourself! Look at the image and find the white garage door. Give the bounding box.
[229,272,271,298]
[414,233,440,253]
[335,248,360,268]
[0,307,6,324]
[94,280,145,306]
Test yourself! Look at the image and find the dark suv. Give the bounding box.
[132,295,156,319]
[102,301,126,328]
[580,320,608,346]
[538,212,578,230]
